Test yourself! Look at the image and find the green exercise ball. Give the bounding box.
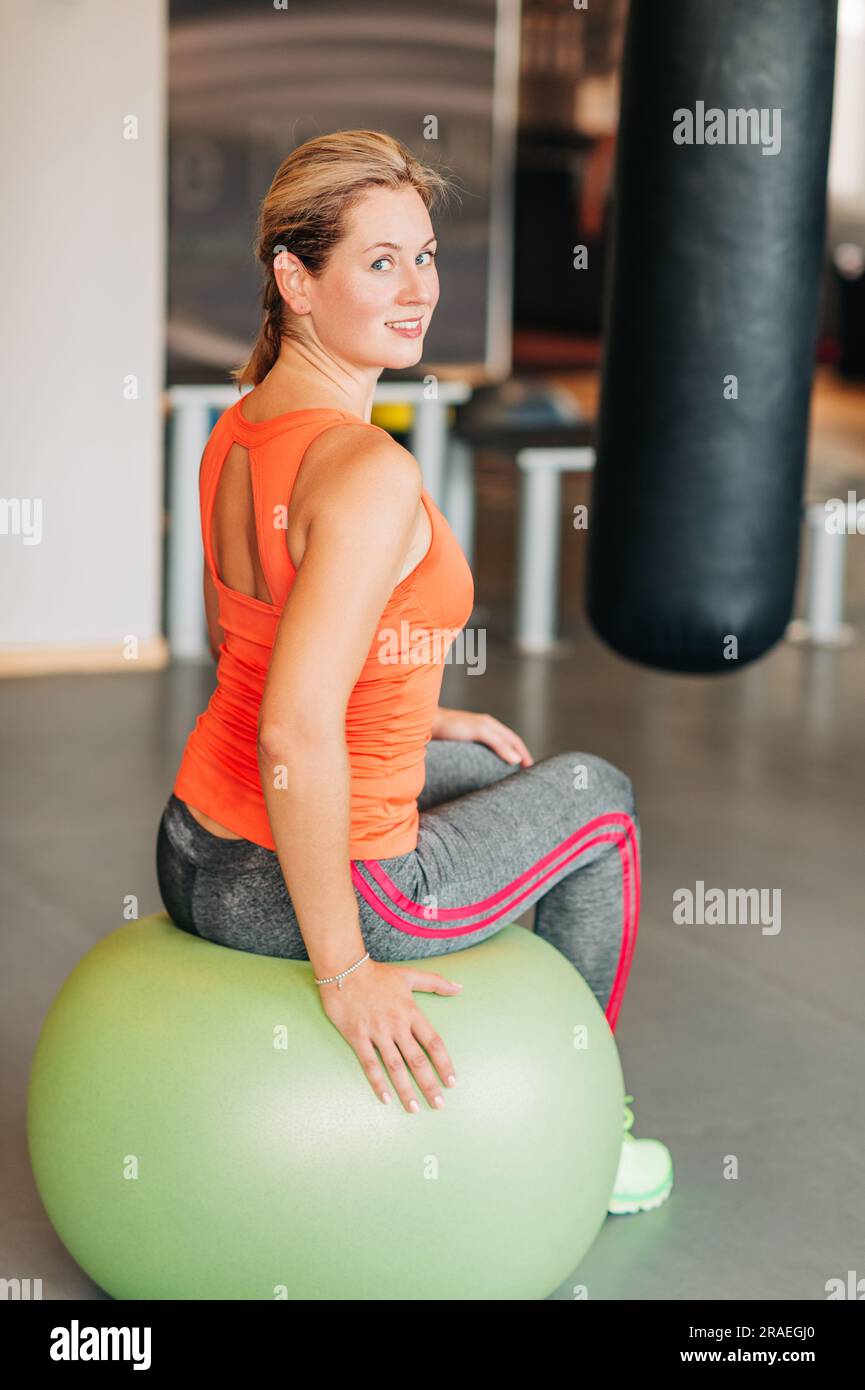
[27,913,623,1300]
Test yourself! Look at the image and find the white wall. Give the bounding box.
[0,0,167,670]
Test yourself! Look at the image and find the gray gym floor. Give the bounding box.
[5,614,863,1301]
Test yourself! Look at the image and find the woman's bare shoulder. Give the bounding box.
[300,420,421,498]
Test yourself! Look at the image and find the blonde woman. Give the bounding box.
[156,130,673,1216]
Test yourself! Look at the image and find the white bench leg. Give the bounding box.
[516,466,562,651]
[410,398,448,510]
[808,520,850,643]
[444,438,475,568]
[787,501,857,648]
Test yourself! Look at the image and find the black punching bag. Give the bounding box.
[586,0,837,673]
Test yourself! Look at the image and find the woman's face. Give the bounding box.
[293,183,440,370]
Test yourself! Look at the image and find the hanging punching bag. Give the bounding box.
[586,0,838,673]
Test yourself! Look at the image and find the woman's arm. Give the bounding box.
[256,428,423,980]
[254,428,464,1114]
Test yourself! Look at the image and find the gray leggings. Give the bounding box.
[156,740,641,1033]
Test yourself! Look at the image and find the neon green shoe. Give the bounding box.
[607,1095,674,1215]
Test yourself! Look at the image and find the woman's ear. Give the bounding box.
[273,247,311,316]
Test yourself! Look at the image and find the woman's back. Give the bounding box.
[172,396,475,858]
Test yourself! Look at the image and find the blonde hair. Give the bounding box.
[231,129,458,388]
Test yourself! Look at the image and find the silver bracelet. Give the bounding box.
[314,950,370,990]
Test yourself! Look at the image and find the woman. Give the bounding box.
[156,129,673,1217]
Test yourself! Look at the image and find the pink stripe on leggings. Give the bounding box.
[359,813,636,918]
[349,813,640,1032]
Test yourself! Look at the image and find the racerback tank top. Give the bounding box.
[172,397,475,859]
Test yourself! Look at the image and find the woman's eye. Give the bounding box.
[370,251,436,271]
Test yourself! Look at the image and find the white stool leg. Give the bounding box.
[787,501,856,648]
[444,438,475,568]
[410,399,447,510]
[808,521,848,643]
[516,465,562,651]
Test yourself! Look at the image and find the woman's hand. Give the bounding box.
[430,707,534,767]
[318,958,462,1111]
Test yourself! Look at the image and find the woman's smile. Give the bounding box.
[385,315,424,338]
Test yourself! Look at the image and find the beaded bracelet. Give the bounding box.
[314,950,370,990]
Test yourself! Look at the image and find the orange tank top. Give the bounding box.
[172,399,475,859]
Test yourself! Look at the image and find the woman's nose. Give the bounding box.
[398,264,433,305]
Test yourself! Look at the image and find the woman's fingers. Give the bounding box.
[352,1036,393,1105]
[374,1034,425,1112]
[368,1027,447,1112]
[440,708,534,766]
[393,1029,446,1110]
[407,968,463,995]
[410,1013,458,1090]
[326,963,459,1111]
[481,715,533,766]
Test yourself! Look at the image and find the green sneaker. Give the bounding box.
[607,1094,674,1216]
